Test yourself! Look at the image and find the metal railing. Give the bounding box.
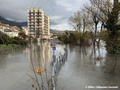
[51,48,68,90]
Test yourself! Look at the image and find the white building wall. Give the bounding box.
[28,8,50,38]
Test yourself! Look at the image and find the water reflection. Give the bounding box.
[57,43,120,90]
[0,41,120,90]
[0,46,26,69]
[27,42,51,71]
[26,42,69,89]
[26,42,55,90]
[0,46,32,90]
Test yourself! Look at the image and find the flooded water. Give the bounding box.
[0,42,120,90]
[56,45,120,90]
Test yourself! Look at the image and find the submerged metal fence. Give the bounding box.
[51,48,68,90]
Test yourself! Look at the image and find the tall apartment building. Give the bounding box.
[28,8,50,38]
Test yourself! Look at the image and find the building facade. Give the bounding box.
[22,26,28,35]
[0,22,20,37]
[27,8,50,38]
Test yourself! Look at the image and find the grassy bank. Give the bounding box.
[0,44,20,51]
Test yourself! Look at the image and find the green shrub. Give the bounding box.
[0,32,29,46]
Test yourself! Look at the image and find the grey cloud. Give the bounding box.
[0,0,89,30]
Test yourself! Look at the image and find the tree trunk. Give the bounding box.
[0,37,4,44]
[97,23,104,47]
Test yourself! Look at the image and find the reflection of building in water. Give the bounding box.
[27,42,50,70]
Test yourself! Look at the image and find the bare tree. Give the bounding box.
[69,10,93,35]
[86,7,99,34]
[0,31,4,44]
[89,0,113,25]
[81,10,93,36]
[69,10,81,32]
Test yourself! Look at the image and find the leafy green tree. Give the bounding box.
[89,0,120,53]
[105,0,120,53]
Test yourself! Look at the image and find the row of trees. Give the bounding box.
[69,0,120,54]
[0,31,29,45]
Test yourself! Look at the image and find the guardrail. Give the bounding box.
[51,48,68,90]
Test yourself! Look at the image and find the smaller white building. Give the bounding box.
[0,22,20,37]
[4,29,19,37]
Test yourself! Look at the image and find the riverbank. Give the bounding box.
[58,32,91,46]
[0,44,20,51]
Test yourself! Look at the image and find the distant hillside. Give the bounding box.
[0,16,27,28]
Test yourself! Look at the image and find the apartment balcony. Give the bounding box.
[36,21,42,24]
[44,26,47,27]
[29,12,32,14]
[29,26,34,28]
[29,27,35,29]
[36,31,42,34]
[44,15,48,18]
[36,26,42,28]
[44,22,48,24]
[36,12,42,14]
[31,27,35,29]
[44,21,48,24]
[35,24,42,26]
[44,21,48,23]
[30,21,35,23]
[30,27,35,30]
[29,20,35,22]
[29,14,35,17]
[29,19,35,23]
[29,13,35,16]
[30,25,35,27]
[29,18,35,20]
[37,29,42,32]
[35,13,42,16]
[35,22,42,24]
[35,27,42,29]
[36,18,42,21]
[29,16,35,18]
[35,23,42,26]
[29,20,35,23]
[29,17,33,19]
[36,27,42,29]
[30,19,35,21]
[29,10,34,13]
[36,15,42,17]
[44,24,48,26]
[29,23,35,26]
[36,23,42,25]
[35,17,42,19]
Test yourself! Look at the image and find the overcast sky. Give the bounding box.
[0,0,89,31]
